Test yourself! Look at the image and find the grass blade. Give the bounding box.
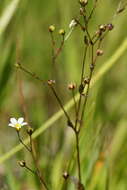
[0,0,20,37]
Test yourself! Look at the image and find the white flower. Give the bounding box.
[69,19,77,29]
[8,117,27,131]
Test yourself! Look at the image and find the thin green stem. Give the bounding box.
[17,131,31,152]
[25,165,37,175]
[87,0,98,23]
[53,35,65,61]
[75,131,81,183]
[17,64,73,128]
[75,46,87,130]
[50,85,73,127]
[29,135,49,190]
[72,90,78,117]
[79,44,94,132]
[18,64,45,84]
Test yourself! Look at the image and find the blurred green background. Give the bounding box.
[0,0,127,189]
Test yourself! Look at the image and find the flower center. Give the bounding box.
[15,123,21,130]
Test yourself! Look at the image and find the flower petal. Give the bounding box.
[8,123,15,127]
[10,118,17,125]
[18,117,24,124]
[21,122,27,126]
[69,19,77,28]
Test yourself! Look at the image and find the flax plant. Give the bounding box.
[8,0,126,190]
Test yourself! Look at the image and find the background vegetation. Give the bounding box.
[0,0,127,189]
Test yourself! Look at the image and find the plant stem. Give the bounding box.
[75,46,88,130]
[25,165,37,175]
[72,90,78,117]
[29,135,49,190]
[17,131,31,152]
[75,131,81,183]
[50,85,73,127]
[17,64,73,127]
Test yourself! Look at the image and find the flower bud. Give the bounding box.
[107,23,114,31]
[59,29,65,36]
[79,0,88,7]
[83,77,90,84]
[49,25,55,32]
[80,8,84,15]
[47,80,56,86]
[18,160,26,167]
[68,83,76,90]
[96,49,103,56]
[90,64,94,70]
[27,127,34,135]
[99,24,106,32]
[63,171,69,180]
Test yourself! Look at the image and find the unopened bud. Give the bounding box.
[99,24,106,32]
[47,80,56,86]
[49,25,55,32]
[63,171,69,180]
[80,8,84,15]
[27,127,34,135]
[18,160,26,167]
[15,62,20,68]
[59,29,65,35]
[96,49,103,56]
[107,23,114,31]
[83,77,90,84]
[79,0,88,6]
[90,64,94,70]
[68,83,76,90]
